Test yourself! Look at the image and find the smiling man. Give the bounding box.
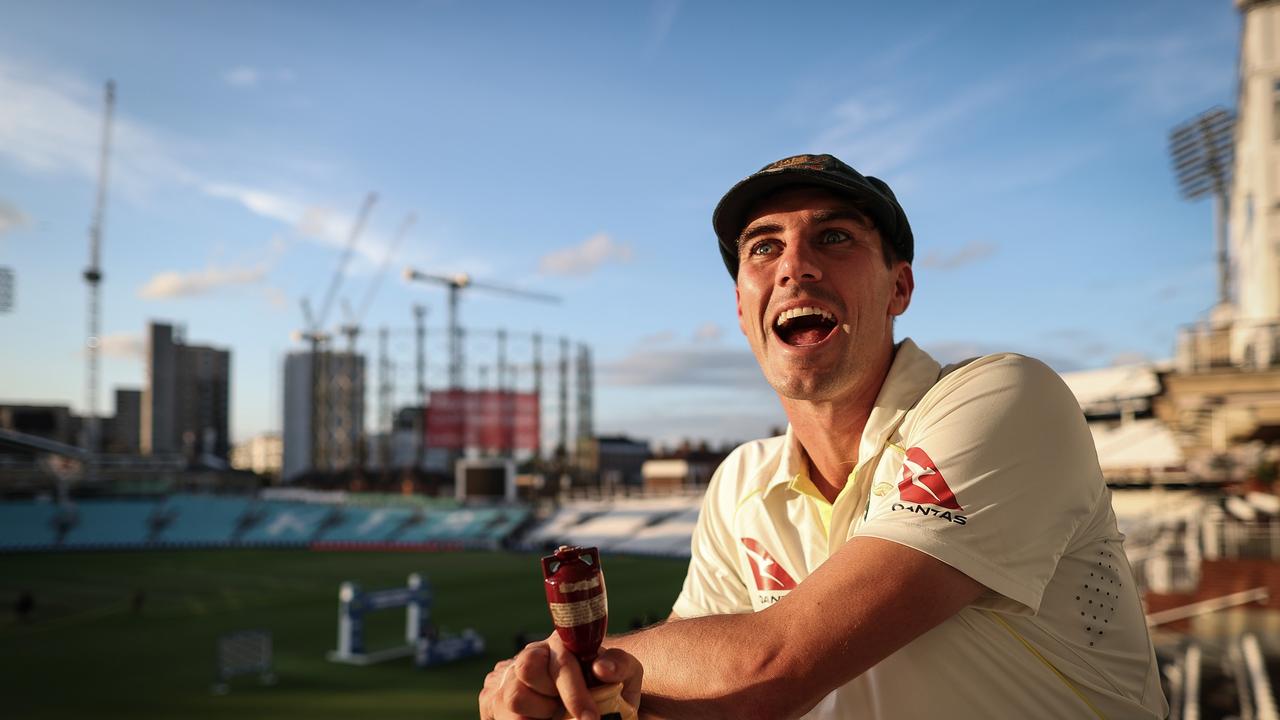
[480,154,1168,720]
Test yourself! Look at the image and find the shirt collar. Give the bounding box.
[761,338,942,499]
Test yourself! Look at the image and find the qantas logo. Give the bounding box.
[740,538,797,591]
[898,447,962,511]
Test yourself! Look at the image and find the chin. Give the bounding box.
[767,371,844,403]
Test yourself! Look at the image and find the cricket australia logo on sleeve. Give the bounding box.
[891,447,968,525]
[740,537,797,610]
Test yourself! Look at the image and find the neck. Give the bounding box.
[780,341,897,503]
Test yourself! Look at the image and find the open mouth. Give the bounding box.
[773,306,839,347]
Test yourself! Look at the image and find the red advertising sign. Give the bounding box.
[424,390,540,451]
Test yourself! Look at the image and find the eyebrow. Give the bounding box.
[736,208,872,251]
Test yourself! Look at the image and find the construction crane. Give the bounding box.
[402,268,560,388]
[338,212,417,352]
[293,193,378,472]
[83,80,116,459]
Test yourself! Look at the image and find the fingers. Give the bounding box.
[511,644,558,697]
[593,648,644,712]
[479,643,561,720]
[548,639,596,720]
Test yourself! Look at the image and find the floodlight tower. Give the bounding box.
[1227,0,1280,369]
[1169,107,1235,308]
[83,80,116,460]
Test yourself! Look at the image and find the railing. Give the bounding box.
[1177,317,1280,372]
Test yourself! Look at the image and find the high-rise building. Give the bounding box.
[231,432,283,478]
[104,388,141,454]
[282,350,365,481]
[141,322,231,462]
[1229,0,1280,368]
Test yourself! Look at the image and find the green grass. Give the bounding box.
[0,549,688,719]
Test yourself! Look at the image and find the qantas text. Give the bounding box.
[890,502,968,525]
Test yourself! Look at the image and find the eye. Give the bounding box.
[819,229,850,245]
[748,240,779,256]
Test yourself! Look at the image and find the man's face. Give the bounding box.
[735,186,914,402]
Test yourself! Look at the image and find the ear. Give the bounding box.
[736,285,748,335]
[889,263,914,317]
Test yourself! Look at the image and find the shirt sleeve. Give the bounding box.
[854,354,1103,614]
[672,461,753,618]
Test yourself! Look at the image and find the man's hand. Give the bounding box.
[478,633,643,720]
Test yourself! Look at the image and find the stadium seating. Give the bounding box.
[155,495,254,545]
[524,498,700,553]
[0,501,60,549]
[235,501,333,545]
[314,506,419,543]
[612,506,700,557]
[61,500,161,548]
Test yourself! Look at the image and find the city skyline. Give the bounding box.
[0,0,1240,446]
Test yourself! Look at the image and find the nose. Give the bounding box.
[777,240,822,287]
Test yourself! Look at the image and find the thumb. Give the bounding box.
[593,648,643,710]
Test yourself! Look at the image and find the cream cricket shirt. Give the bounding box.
[672,339,1168,719]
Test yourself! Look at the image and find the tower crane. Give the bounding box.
[83,80,115,459]
[339,212,417,351]
[402,268,560,389]
[293,193,378,472]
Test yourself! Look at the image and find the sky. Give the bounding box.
[0,0,1241,448]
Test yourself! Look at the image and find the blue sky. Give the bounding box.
[0,0,1239,447]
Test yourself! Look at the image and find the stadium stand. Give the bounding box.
[61,500,161,548]
[158,494,254,546]
[612,505,700,557]
[313,506,419,543]
[523,497,700,552]
[0,501,60,549]
[0,494,535,551]
[236,501,332,545]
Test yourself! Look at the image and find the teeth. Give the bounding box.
[842,324,850,335]
[775,306,836,327]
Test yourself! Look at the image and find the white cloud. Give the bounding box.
[203,182,306,226]
[264,286,289,310]
[0,54,389,263]
[693,322,722,342]
[539,233,633,276]
[1109,351,1150,367]
[0,57,196,201]
[139,264,269,299]
[1077,30,1233,116]
[601,345,763,388]
[97,332,145,360]
[0,198,28,235]
[919,241,997,270]
[600,406,783,449]
[223,65,260,88]
[814,76,1015,178]
[645,0,682,56]
[223,65,297,89]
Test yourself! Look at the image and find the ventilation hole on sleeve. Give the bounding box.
[1090,642,1095,647]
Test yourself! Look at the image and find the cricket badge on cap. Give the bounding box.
[898,447,962,511]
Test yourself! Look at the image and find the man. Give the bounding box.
[481,154,1168,719]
